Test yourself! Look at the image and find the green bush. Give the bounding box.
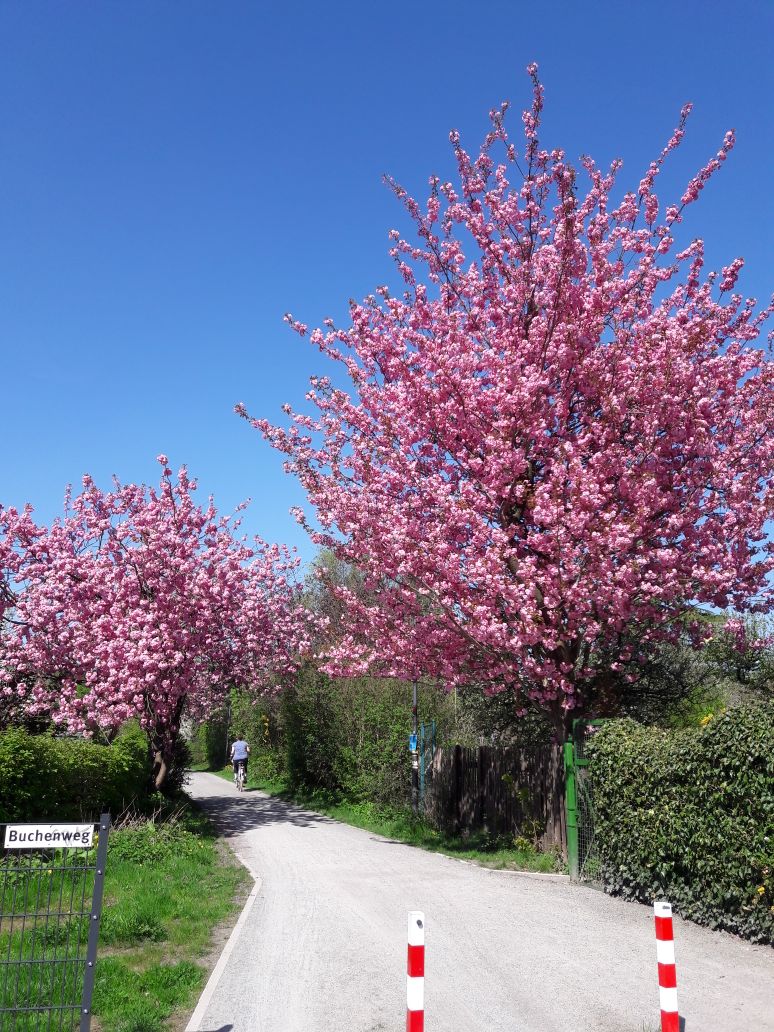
[163,733,192,797]
[588,704,774,943]
[107,820,204,865]
[188,668,451,807]
[251,750,282,783]
[0,723,148,823]
[280,667,436,806]
[188,709,229,769]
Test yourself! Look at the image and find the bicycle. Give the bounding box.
[235,760,247,792]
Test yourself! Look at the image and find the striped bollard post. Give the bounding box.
[654,901,679,1032]
[406,911,425,1031]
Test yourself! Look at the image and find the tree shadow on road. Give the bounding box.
[192,788,333,838]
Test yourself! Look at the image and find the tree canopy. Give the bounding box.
[243,67,774,732]
[0,458,312,786]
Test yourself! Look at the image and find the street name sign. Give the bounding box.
[3,823,95,849]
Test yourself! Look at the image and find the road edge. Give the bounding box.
[184,875,262,1031]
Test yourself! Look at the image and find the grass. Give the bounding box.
[212,763,564,874]
[1,804,250,1032]
[92,808,250,1032]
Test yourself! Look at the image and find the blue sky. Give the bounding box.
[1,1,772,567]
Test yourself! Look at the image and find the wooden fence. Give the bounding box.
[426,745,566,856]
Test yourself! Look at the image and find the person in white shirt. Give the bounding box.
[230,736,251,782]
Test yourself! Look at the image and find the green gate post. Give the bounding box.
[564,741,579,879]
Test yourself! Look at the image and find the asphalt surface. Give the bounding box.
[185,771,774,1032]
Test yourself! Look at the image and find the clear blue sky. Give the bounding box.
[1,1,772,567]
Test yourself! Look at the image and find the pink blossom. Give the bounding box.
[0,466,315,786]
[240,69,773,733]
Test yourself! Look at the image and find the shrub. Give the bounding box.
[163,734,192,797]
[588,704,774,943]
[282,668,346,798]
[188,709,229,769]
[108,820,204,865]
[280,667,436,805]
[0,723,148,823]
[191,670,453,806]
[251,751,282,783]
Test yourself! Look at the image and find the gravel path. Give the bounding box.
[185,772,773,1032]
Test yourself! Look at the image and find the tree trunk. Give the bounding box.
[151,745,168,791]
[547,700,573,744]
[148,696,186,793]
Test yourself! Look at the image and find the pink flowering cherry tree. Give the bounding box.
[0,458,313,788]
[241,67,774,736]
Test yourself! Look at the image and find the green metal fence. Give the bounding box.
[564,721,603,880]
[418,720,436,810]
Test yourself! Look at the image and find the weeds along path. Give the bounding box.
[185,772,773,1032]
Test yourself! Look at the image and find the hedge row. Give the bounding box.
[192,669,455,807]
[282,668,418,804]
[588,704,774,944]
[0,724,148,823]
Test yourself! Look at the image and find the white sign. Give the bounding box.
[3,823,94,850]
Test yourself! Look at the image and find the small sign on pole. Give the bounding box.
[409,734,417,752]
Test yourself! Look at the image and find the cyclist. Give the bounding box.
[230,734,251,785]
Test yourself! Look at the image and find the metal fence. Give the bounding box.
[564,721,603,880]
[418,720,436,810]
[0,815,110,1031]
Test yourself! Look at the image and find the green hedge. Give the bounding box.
[0,724,148,823]
[194,669,454,807]
[281,668,416,805]
[188,710,229,770]
[588,705,774,943]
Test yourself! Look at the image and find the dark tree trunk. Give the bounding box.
[148,696,186,793]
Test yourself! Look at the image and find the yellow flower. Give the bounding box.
[756,886,766,895]
[700,713,714,727]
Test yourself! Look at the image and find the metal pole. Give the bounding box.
[411,680,419,814]
[80,814,111,1032]
[223,696,231,768]
[564,741,579,879]
[419,722,425,808]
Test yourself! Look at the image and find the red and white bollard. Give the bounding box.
[406,911,425,1031]
[654,901,679,1032]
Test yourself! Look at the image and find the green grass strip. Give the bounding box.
[91,807,250,1032]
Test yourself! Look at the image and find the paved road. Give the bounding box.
[186,772,773,1032]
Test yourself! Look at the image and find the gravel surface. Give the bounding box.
[186,771,773,1032]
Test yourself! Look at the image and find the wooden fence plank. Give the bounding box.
[427,744,566,857]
